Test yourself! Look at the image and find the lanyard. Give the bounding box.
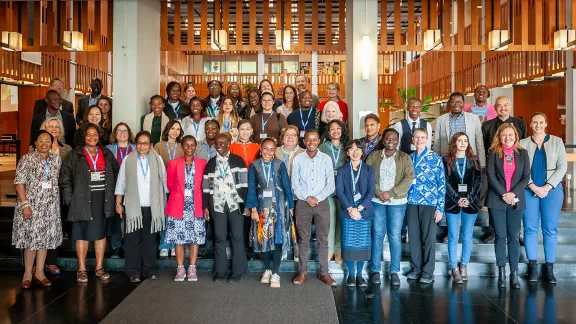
[117,144,130,161]
[350,161,362,193]
[281,146,296,165]
[138,154,149,178]
[84,146,99,171]
[261,112,275,131]
[299,108,313,129]
[328,142,341,169]
[165,141,177,160]
[208,98,219,117]
[171,101,181,117]
[223,117,231,132]
[205,143,213,158]
[43,156,50,179]
[191,119,201,135]
[412,147,428,169]
[456,157,467,183]
[262,160,272,188]
[185,161,195,183]
[216,159,229,181]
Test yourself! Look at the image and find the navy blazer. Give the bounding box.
[335,161,376,220]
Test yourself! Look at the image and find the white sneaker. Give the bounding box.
[270,273,281,288]
[170,249,176,257]
[160,249,169,258]
[261,270,272,284]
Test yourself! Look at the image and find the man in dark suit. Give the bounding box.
[30,90,76,147]
[77,77,110,126]
[33,78,74,116]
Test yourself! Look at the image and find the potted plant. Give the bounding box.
[380,86,436,128]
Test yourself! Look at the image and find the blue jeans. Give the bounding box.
[524,184,564,263]
[158,231,174,251]
[446,211,477,269]
[371,203,407,273]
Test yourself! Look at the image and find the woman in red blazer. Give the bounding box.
[165,135,207,282]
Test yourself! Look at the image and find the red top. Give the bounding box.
[318,99,348,122]
[83,147,106,171]
[229,142,260,167]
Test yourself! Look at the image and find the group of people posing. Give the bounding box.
[14,79,566,292]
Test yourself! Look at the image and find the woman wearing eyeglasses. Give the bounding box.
[274,125,305,179]
[115,131,168,283]
[203,80,226,118]
[14,131,62,289]
[105,123,137,259]
[164,81,191,120]
[227,82,246,117]
[59,123,119,283]
[250,91,288,144]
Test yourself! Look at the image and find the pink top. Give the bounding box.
[166,156,207,219]
[463,102,498,122]
[503,146,516,192]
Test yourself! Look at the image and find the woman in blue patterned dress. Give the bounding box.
[165,135,207,282]
[247,138,295,288]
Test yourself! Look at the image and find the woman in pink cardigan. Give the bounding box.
[165,135,207,282]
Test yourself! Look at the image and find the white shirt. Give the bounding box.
[181,116,212,142]
[372,152,407,206]
[394,116,432,150]
[115,154,168,206]
[291,150,335,202]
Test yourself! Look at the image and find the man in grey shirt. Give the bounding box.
[295,74,320,108]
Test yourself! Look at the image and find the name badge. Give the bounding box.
[458,184,468,193]
[263,190,273,198]
[300,131,305,138]
[185,189,192,197]
[90,172,102,181]
[41,181,52,189]
[354,193,361,202]
[260,133,268,138]
[410,144,416,151]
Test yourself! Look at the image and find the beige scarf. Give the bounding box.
[143,112,169,133]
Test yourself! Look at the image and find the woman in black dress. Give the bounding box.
[59,123,119,283]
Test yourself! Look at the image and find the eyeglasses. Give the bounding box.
[284,134,297,138]
[116,130,129,134]
[137,142,151,146]
[348,148,363,153]
[208,85,221,90]
[329,127,342,132]
[37,139,52,144]
[86,133,99,138]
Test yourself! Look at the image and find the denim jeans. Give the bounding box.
[158,231,174,251]
[371,203,407,273]
[524,184,564,263]
[446,211,478,269]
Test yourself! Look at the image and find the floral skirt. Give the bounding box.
[165,211,206,245]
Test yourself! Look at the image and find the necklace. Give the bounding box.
[504,151,515,165]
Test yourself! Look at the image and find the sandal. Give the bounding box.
[77,270,88,283]
[95,268,110,281]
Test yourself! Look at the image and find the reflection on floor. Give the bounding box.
[1,271,576,324]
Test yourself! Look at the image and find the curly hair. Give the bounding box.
[75,123,105,147]
[323,119,349,145]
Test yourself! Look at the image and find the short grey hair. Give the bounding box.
[40,118,64,142]
[494,96,512,106]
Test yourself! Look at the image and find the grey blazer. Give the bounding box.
[433,111,486,167]
[485,148,530,210]
[519,135,567,188]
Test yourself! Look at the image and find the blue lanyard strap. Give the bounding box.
[328,142,341,169]
[171,101,181,116]
[350,161,362,194]
[262,160,272,188]
[208,99,219,117]
[116,144,127,161]
[191,119,201,135]
[412,147,428,169]
[216,158,230,181]
[223,117,231,132]
[84,146,99,171]
[43,155,50,179]
[456,156,467,183]
[281,146,295,165]
[165,141,177,160]
[205,143,213,158]
[138,154,149,177]
[185,161,195,182]
[261,112,275,130]
[300,108,313,129]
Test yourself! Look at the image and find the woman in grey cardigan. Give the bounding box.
[115,131,168,283]
[519,112,567,284]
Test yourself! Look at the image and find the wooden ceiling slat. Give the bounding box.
[443,0,452,51]
[188,0,194,51]
[471,0,479,50]
[161,1,169,50]
[263,0,270,51]
[548,0,556,49]
[174,0,181,47]
[338,0,345,51]
[236,0,243,51]
[535,0,544,50]
[312,0,319,51]
[407,0,416,50]
[298,0,305,51]
[201,0,208,51]
[430,0,437,30]
[326,0,332,51]
[249,0,256,49]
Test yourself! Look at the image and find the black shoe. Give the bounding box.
[406,270,421,280]
[498,266,507,288]
[510,271,520,289]
[213,272,225,283]
[544,263,557,284]
[401,235,407,243]
[111,248,122,259]
[418,272,434,284]
[526,260,538,283]
[390,273,401,287]
[346,276,356,287]
[228,272,242,283]
[356,276,368,287]
[370,272,381,285]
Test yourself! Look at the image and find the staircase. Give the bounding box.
[2,203,576,277]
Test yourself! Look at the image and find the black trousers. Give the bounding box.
[406,204,437,274]
[491,207,522,271]
[212,203,247,274]
[124,207,157,277]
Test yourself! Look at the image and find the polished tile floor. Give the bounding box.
[1,271,576,324]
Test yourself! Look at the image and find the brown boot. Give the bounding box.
[459,264,468,281]
[292,272,309,285]
[318,273,337,286]
[452,268,463,284]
